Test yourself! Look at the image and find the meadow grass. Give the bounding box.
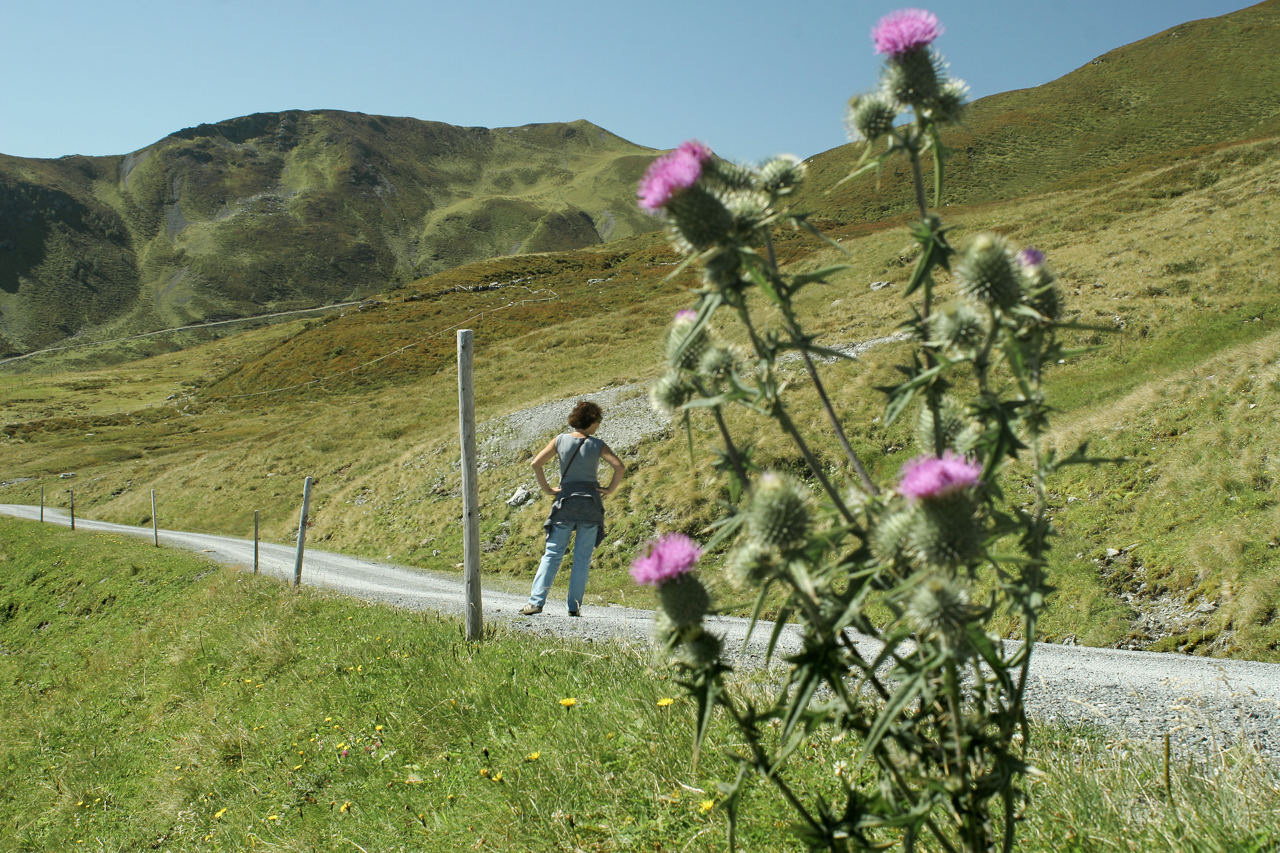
[2,137,1279,660]
[2,518,1277,852]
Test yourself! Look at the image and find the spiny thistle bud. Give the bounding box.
[725,190,772,240]
[666,310,710,371]
[880,47,943,108]
[747,473,812,550]
[681,631,723,668]
[705,158,760,194]
[697,344,738,381]
[926,300,989,359]
[955,233,1021,309]
[928,77,968,125]
[649,372,693,415]
[727,540,780,587]
[846,94,899,143]
[664,185,735,253]
[1016,247,1061,322]
[658,572,711,628]
[871,506,916,566]
[906,494,983,568]
[654,611,703,649]
[914,396,982,456]
[906,574,978,651]
[757,154,807,198]
[701,247,744,290]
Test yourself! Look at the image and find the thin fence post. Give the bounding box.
[151,490,159,547]
[69,489,75,531]
[293,477,313,588]
[254,510,260,575]
[40,486,44,522]
[458,329,483,641]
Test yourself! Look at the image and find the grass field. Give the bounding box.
[2,518,1277,852]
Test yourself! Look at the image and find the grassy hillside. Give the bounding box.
[3,132,1278,660]
[800,0,1280,221]
[3,1,1280,664]
[2,518,1276,851]
[0,112,661,355]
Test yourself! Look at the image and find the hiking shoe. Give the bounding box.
[568,610,581,617]
[519,605,542,616]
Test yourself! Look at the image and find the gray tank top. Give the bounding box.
[556,433,603,483]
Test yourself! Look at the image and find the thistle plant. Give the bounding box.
[631,10,1101,852]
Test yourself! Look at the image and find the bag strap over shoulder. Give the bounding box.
[559,435,587,480]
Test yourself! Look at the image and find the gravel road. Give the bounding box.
[5,502,1278,764]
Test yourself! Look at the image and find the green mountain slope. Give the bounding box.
[802,0,1280,220]
[0,112,660,355]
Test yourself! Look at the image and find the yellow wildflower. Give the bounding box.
[559,697,577,708]
[699,799,715,814]
[525,751,541,762]
[657,697,674,707]
[213,808,227,819]
[340,801,351,813]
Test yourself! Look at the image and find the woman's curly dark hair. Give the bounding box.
[568,400,602,430]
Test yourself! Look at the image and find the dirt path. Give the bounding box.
[4,503,1279,763]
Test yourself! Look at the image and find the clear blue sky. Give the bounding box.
[0,0,1261,164]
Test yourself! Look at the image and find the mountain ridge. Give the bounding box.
[0,111,660,356]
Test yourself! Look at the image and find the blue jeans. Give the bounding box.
[528,521,598,612]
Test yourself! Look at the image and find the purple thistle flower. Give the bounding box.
[1017,247,1046,268]
[872,9,943,57]
[899,451,982,501]
[630,532,703,587]
[675,309,697,322]
[637,140,713,212]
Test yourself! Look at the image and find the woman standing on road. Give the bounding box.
[520,400,624,617]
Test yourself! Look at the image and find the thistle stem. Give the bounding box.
[731,296,854,523]
[762,232,879,495]
[722,697,824,840]
[711,403,749,492]
[799,348,880,494]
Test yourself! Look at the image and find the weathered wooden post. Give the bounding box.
[254,510,260,575]
[151,490,159,547]
[69,489,75,531]
[40,486,44,522]
[293,477,313,588]
[458,329,483,640]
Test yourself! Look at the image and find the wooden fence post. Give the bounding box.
[254,510,260,575]
[458,329,483,641]
[69,489,75,531]
[293,477,313,588]
[40,486,44,522]
[151,490,159,547]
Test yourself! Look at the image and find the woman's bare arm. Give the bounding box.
[599,443,625,496]
[531,438,560,495]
